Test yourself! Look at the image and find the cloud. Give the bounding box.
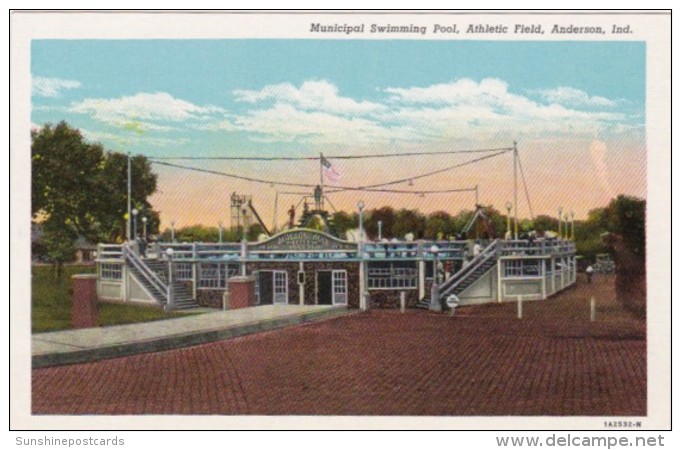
[69,92,226,130]
[385,78,512,105]
[379,78,628,143]
[530,86,617,107]
[80,128,189,148]
[234,80,384,116]
[222,78,640,148]
[32,76,81,97]
[233,103,419,145]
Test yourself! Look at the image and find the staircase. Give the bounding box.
[439,239,499,304]
[416,240,500,310]
[124,245,198,310]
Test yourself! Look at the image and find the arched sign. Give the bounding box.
[250,229,357,251]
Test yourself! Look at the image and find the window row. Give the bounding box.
[368,265,418,289]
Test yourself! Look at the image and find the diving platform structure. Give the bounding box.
[96,229,576,311]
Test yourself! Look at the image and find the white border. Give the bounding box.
[9,10,671,430]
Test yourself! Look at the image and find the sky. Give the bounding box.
[31,39,646,230]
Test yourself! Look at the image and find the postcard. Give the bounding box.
[10,10,671,431]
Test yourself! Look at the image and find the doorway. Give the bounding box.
[316,270,347,305]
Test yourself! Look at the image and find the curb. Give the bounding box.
[33,307,352,368]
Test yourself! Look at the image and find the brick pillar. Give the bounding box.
[227,276,255,309]
[72,274,99,328]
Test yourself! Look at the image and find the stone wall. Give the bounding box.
[369,289,420,309]
[246,260,361,308]
[196,289,223,308]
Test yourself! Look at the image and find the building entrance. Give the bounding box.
[316,270,347,306]
[256,271,288,305]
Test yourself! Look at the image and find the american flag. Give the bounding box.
[321,155,341,183]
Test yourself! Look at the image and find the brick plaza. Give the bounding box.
[32,274,645,416]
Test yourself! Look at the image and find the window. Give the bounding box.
[100,263,123,280]
[333,270,347,305]
[504,260,541,278]
[368,263,417,289]
[274,271,288,304]
[176,263,193,281]
[198,262,239,289]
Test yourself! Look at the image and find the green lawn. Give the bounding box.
[32,264,194,333]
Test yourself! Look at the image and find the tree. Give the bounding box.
[331,211,357,237]
[365,206,396,239]
[424,211,455,240]
[532,215,559,234]
[32,122,159,273]
[607,195,646,257]
[392,208,425,239]
[95,152,159,242]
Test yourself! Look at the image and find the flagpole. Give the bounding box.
[319,152,324,210]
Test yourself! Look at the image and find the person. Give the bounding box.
[313,184,322,210]
[473,241,482,257]
[436,259,444,284]
[586,264,594,284]
[287,205,295,229]
[139,237,148,257]
[461,249,470,268]
[461,249,470,269]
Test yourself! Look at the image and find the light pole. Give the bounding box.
[505,201,513,239]
[361,251,371,311]
[357,200,365,242]
[170,219,176,243]
[242,208,248,242]
[165,248,175,310]
[142,216,148,240]
[127,152,131,241]
[218,221,223,243]
[570,210,575,240]
[431,245,440,282]
[132,208,139,240]
[558,207,563,239]
[378,220,383,241]
[430,244,441,311]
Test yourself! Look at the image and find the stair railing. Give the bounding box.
[439,239,499,299]
[123,244,170,303]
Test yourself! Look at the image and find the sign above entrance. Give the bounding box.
[250,229,357,252]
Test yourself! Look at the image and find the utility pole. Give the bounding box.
[272,191,279,234]
[319,152,324,210]
[513,142,519,240]
[475,184,479,206]
[127,152,132,241]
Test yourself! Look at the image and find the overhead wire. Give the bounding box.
[149,148,511,192]
[146,146,512,161]
[517,151,535,220]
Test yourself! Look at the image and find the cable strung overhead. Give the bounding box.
[149,149,510,192]
[341,150,510,190]
[325,187,477,195]
[280,187,476,195]
[147,146,513,161]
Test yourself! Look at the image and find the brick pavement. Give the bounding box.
[32,274,646,415]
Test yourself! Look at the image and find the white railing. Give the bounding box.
[500,239,575,256]
[439,239,499,298]
[96,243,124,260]
[123,244,170,303]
